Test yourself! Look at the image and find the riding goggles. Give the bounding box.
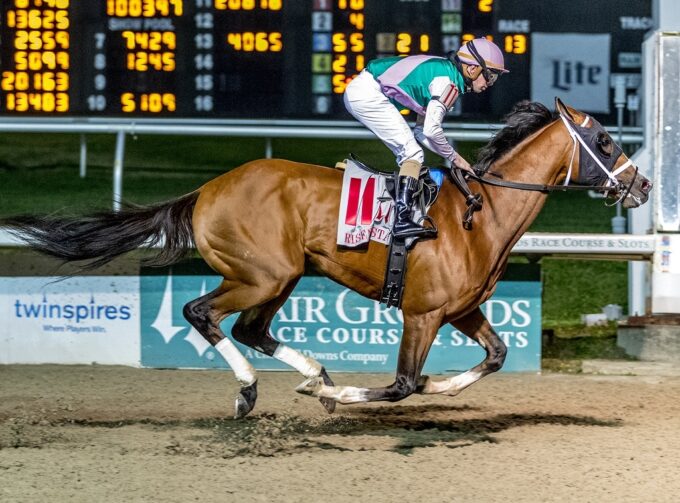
[485,70,501,86]
[466,40,502,86]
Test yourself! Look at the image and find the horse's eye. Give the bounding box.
[596,133,613,157]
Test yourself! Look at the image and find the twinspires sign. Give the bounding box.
[0,277,140,365]
[141,275,542,372]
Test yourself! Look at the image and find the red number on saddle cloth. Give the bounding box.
[345,176,376,226]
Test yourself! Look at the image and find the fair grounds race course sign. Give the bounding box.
[0,268,539,370]
[140,269,542,373]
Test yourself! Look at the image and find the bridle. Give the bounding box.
[559,113,637,206]
[461,112,639,205]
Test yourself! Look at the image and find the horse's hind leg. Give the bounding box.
[416,307,507,396]
[231,287,336,413]
[183,279,335,418]
[182,284,260,418]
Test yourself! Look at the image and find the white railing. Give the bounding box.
[0,229,656,260]
[0,118,644,211]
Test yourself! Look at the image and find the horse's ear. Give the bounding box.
[555,97,574,121]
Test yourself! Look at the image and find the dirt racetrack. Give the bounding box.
[1,365,679,503]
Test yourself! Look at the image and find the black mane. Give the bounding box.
[475,101,556,173]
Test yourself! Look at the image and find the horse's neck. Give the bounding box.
[481,122,568,238]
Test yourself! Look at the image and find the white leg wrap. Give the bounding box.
[215,338,256,386]
[322,385,370,404]
[273,345,322,378]
[296,378,370,404]
[422,370,483,396]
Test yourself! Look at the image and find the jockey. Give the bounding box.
[344,38,508,239]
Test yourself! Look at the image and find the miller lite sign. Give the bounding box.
[531,32,611,113]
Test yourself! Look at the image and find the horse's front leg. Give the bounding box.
[296,308,444,404]
[417,307,507,396]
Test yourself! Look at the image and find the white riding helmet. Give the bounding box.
[457,38,509,74]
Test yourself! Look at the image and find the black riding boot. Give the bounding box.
[392,176,437,239]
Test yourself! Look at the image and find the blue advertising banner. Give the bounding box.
[141,275,541,373]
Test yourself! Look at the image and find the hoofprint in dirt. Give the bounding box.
[1,365,679,502]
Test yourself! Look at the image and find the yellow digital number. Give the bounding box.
[35,72,54,91]
[149,32,162,50]
[504,34,527,55]
[349,33,364,53]
[332,74,347,94]
[121,93,136,112]
[12,30,64,51]
[55,10,69,29]
[56,72,69,91]
[5,9,68,30]
[142,93,176,112]
[6,10,17,28]
[270,32,282,51]
[337,0,364,10]
[226,32,282,52]
[127,52,147,71]
[14,31,28,50]
[1,72,13,91]
[44,0,70,8]
[42,92,56,112]
[260,0,281,10]
[349,13,364,30]
[332,55,347,73]
[55,31,70,49]
[226,33,242,50]
[56,92,69,112]
[162,52,175,70]
[5,92,67,113]
[478,0,493,13]
[42,10,54,29]
[214,0,256,9]
[122,31,177,50]
[108,0,183,17]
[420,35,429,52]
[255,32,270,52]
[1,72,28,91]
[126,52,175,71]
[396,33,411,54]
[58,51,69,69]
[121,93,176,113]
[332,33,346,53]
[27,72,69,92]
[15,93,30,112]
[13,51,67,71]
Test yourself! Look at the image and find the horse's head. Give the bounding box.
[555,98,652,208]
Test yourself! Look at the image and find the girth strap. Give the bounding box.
[380,238,409,308]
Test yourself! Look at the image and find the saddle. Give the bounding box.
[341,155,484,309]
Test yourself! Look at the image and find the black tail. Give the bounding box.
[1,192,199,269]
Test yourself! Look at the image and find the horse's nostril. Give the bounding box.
[641,180,653,194]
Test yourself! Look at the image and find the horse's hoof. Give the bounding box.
[319,397,336,414]
[234,381,258,419]
[295,376,324,396]
[318,367,336,413]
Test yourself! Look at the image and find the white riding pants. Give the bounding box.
[344,70,424,167]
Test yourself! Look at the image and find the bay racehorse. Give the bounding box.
[2,99,652,418]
